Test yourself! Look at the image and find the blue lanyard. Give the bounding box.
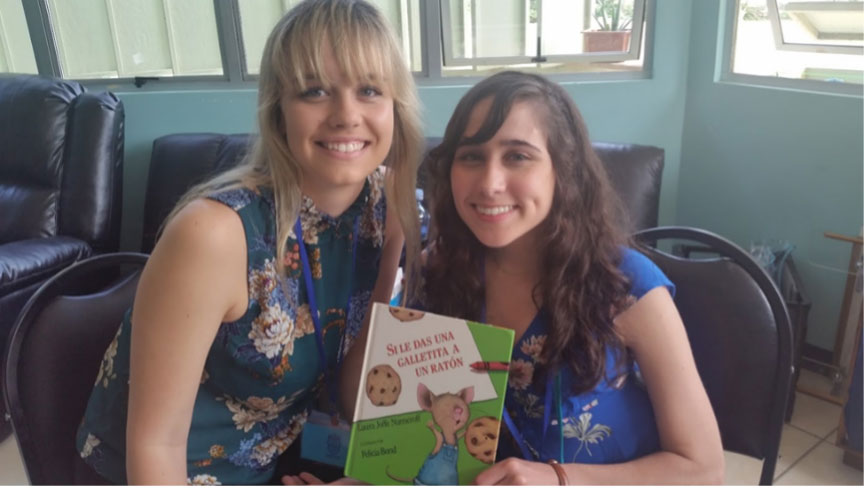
[294,216,360,416]
[500,372,564,463]
[480,263,564,463]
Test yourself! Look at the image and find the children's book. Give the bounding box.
[344,303,514,485]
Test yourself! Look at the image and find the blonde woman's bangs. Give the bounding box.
[333,16,395,82]
[272,2,400,95]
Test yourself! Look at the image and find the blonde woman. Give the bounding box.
[74,0,423,484]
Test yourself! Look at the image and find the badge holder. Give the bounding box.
[300,409,351,467]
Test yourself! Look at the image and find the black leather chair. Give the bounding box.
[0,75,125,441]
[3,252,147,485]
[141,133,253,252]
[633,226,794,485]
[140,134,663,253]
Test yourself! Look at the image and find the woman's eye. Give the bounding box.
[299,87,327,98]
[455,151,484,165]
[505,152,530,162]
[360,86,382,97]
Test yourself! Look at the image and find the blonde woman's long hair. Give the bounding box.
[164,0,423,296]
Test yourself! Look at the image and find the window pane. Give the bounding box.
[733,0,863,84]
[368,0,422,72]
[441,0,645,76]
[0,0,38,74]
[238,0,294,75]
[443,0,526,59]
[581,0,637,52]
[238,0,422,75]
[46,0,223,80]
[778,0,863,48]
[162,0,224,75]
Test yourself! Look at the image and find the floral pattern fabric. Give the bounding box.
[498,248,675,465]
[75,171,387,484]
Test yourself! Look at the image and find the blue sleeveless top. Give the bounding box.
[497,248,674,464]
[75,172,387,484]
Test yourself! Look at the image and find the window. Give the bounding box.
[439,0,646,77]
[46,0,224,80]
[727,0,863,90]
[237,0,423,75]
[1,0,651,85]
[0,0,224,80]
[0,0,37,74]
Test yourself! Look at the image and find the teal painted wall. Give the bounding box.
[679,0,864,350]
[113,0,694,252]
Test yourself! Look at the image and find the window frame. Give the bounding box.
[14,0,654,91]
[439,0,647,68]
[767,0,864,55]
[719,0,863,96]
[20,0,247,87]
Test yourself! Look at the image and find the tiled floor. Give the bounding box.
[723,369,863,485]
[0,434,26,485]
[0,371,862,485]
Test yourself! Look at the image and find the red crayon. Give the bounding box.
[470,361,510,372]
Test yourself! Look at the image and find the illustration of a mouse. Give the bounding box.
[386,383,474,485]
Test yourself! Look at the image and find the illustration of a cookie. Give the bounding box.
[464,416,499,464]
[366,364,402,406]
[388,306,425,322]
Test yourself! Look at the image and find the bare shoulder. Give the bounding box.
[142,198,248,320]
[615,286,681,347]
[159,198,245,249]
[151,197,246,281]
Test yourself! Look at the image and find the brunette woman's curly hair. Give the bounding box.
[421,71,633,394]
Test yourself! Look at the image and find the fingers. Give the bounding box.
[279,472,364,485]
[474,461,505,485]
[280,472,326,485]
[299,472,326,484]
[333,477,364,485]
[281,474,305,485]
[473,458,551,485]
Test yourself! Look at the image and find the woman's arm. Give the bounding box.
[338,187,404,420]
[570,285,723,484]
[126,199,248,484]
[476,286,724,485]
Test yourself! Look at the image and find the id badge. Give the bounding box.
[300,409,350,468]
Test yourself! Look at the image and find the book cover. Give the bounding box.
[344,303,514,485]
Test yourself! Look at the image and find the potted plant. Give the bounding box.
[583,0,633,53]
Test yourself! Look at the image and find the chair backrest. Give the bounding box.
[141,133,252,252]
[141,134,664,252]
[590,141,664,232]
[3,253,147,485]
[633,226,793,485]
[0,74,125,253]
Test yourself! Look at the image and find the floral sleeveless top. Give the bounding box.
[75,171,387,485]
[498,248,675,464]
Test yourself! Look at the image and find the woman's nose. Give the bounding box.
[328,94,361,129]
[479,162,506,196]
